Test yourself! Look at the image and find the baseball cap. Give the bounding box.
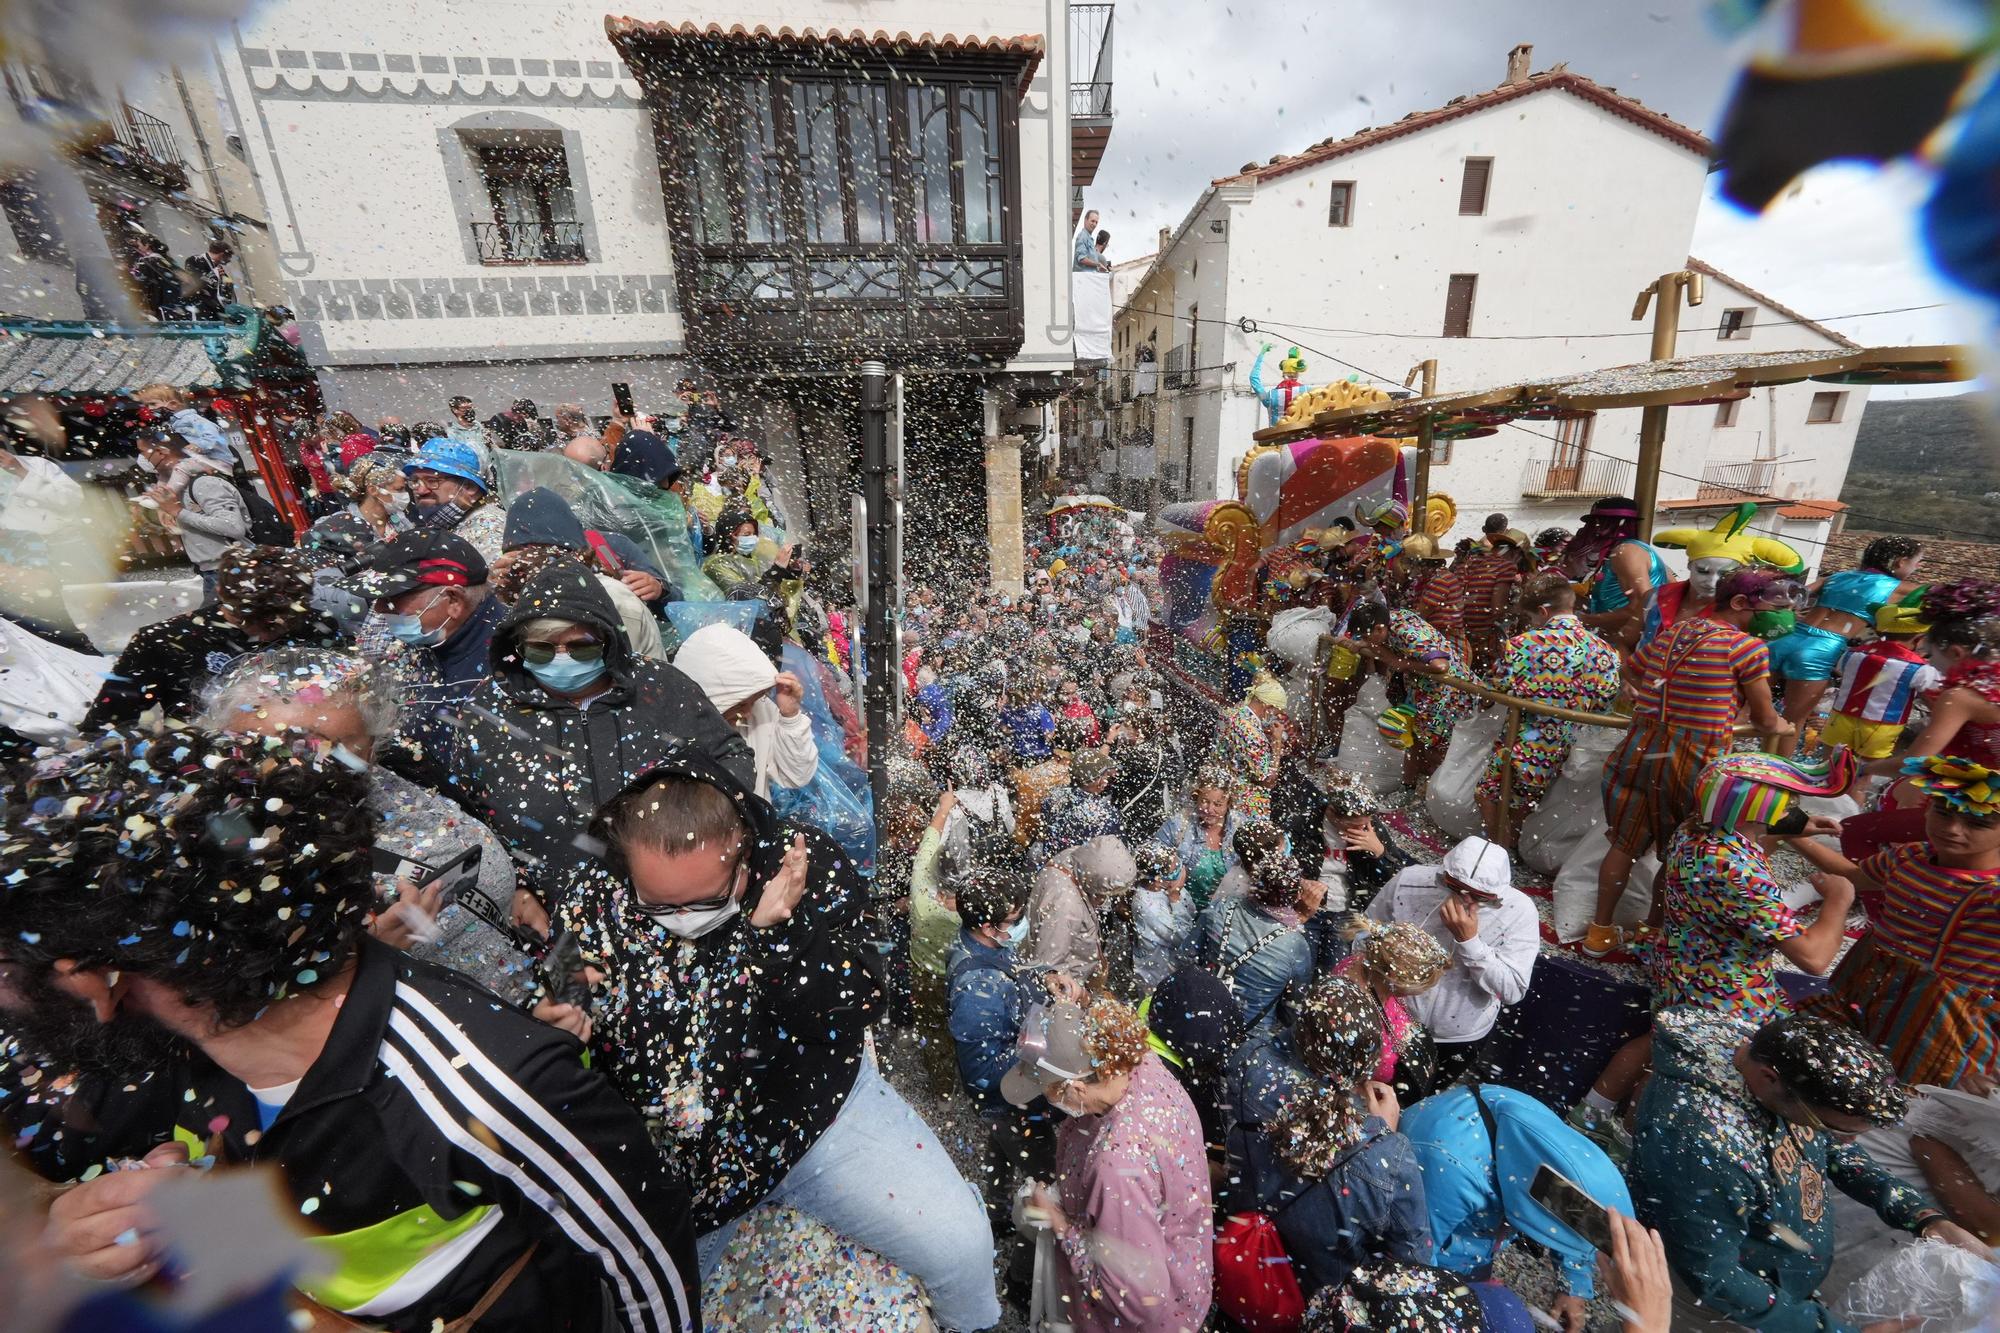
[999,1001,1094,1108]
[346,531,487,603]
[403,437,488,491]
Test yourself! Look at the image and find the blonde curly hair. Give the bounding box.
[1079,993,1150,1082]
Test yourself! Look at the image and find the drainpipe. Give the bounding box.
[1042,0,1074,347]
[172,66,228,218]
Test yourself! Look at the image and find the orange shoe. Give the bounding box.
[1581,923,1623,959]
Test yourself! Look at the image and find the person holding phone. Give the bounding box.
[1631,1009,1989,1333]
[1401,1080,1633,1333]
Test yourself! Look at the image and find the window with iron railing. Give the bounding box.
[468,132,587,264]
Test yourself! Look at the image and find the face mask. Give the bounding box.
[382,489,412,514]
[717,453,739,471]
[525,653,609,694]
[734,534,759,556]
[384,590,447,648]
[1002,917,1030,948]
[136,455,158,476]
[1749,608,1795,640]
[635,887,741,939]
[415,500,467,530]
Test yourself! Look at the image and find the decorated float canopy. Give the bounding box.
[1249,345,1972,445]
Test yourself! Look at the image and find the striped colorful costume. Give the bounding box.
[1212,700,1280,820]
[1601,615,1770,856]
[1477,614,1621,808]
[1810,843,2000,1088]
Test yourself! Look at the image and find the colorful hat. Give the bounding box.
[1398,534,1445,562]
[1654,501,1806,575]
[1355,497,1410,532]
[1376,705,1416,749]
[402,437,488,491]
[1695,750,1857,832]
[1900,754,2000,815]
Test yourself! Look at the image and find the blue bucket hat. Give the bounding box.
[403,437,488,491]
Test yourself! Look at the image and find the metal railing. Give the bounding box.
[471,219,587,263]
[1696,458,1778,499]
[110,104,182,169]
[1070,82,1113,119]
[1069,2,1114,119]
[1519,453,1634,498]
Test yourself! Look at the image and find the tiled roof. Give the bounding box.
[1686,259,1861,350]
[1777,499,1849,520]
[605,18,1045,91]
[1214,69,1710,187]
[1827,529,2000,587]
[0,328,219,396]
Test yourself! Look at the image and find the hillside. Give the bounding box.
[1840,395,2000,540]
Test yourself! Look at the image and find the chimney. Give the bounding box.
[1158,226,1171,254]
[1505,43,1533,85]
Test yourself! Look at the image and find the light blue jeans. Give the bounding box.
[696,1050,1002,1330]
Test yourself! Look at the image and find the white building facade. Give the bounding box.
[1116,46,1867,568]
[213,0,1098,419]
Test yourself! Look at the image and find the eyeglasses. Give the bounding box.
[520,638,605,666]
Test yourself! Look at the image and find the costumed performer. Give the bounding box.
[1646,503,1805,651]
[1250,342,1310,428]
[1342,600,1478,788]
[1560,496,1670,651]
[1767,534,1925,755]
[1211,674,1290,821]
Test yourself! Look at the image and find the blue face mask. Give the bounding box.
[384,590,446,648]
[734,534,759,556]
[525,653,608,694]
[1003,916,1030,948]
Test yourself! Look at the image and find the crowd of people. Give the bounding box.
[0,379,1995,1333]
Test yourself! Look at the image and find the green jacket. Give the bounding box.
[1632,1009,1939,1333]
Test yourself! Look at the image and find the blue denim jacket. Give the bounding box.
[1225,1116,1433,1298]
[946,930,1025,1115]
[1199,895,1314,1035]
[1226,1029,1311,1129]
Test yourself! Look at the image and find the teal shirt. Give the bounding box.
[1631,1010,1938,1333]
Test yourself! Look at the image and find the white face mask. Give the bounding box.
[636,895,741,939]
[381,489,411,513]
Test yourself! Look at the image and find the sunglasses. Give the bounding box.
[520,638,605,666]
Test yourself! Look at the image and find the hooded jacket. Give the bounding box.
[501,488,666,661]
[448,565,751,898]
[550,744,883,1234]
[673,622,819,798]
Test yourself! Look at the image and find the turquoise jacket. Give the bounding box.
[1631,1009,1938,1333]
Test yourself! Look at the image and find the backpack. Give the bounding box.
[194,466,293,548]
[1213,1210,1306,1332]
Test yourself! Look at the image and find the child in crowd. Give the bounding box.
[1823,602,1941,788]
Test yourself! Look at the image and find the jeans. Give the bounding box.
[197,566,219,606]
[697,1051,1002,1330]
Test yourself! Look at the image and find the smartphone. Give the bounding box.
[373,843,492,927]
[1529,1163,1614,1254]
[612,381,635,417]
[538,929,592,1009]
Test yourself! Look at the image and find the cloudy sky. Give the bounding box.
[1085,0,1969,373]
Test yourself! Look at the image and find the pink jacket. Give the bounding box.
[1052,1053,1214,1331]
[1335,955,1413,1084]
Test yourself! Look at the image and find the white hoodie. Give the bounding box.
[674,622,820,798]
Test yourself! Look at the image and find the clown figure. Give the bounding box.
[1645,504,1805,650]
[1250,342,1309,427]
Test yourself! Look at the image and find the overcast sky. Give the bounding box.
[1085,0,1969,382]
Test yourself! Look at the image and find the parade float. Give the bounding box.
[1152,363,1427,706]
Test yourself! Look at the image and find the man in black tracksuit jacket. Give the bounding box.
[447,564,752,906]
[0,727,699,1332]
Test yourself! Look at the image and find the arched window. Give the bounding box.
[439,112,598,265]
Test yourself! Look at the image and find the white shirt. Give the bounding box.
[1364,865,1539,1044]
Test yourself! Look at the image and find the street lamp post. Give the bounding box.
[859,361,893,814]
